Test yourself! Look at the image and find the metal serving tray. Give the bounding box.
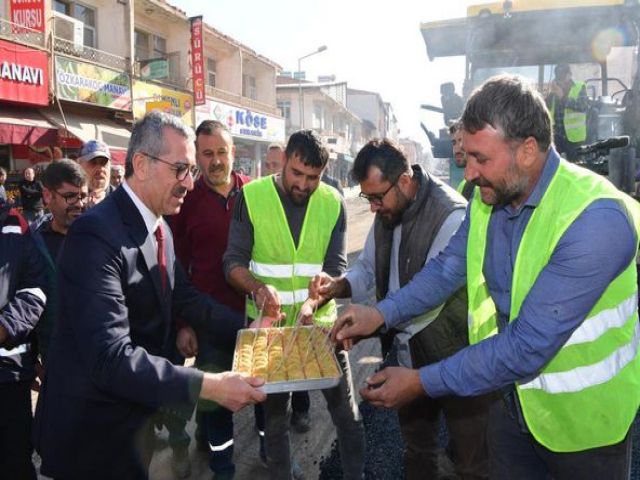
[232,326,342,394]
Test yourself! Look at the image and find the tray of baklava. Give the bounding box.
[232,326,342,393]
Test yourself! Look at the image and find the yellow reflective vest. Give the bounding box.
[550,81,587,143]
[467,159,640,452]
[244,176,340,327]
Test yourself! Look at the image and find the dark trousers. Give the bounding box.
[197,346,265,474]
[488,398,632,480]
[398,391,494,480]
[291,390,309,413]
[0,381,37,480]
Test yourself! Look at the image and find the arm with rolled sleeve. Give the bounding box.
[0,233,47,347]
[419,200,637,398]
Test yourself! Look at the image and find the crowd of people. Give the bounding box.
[1,72,639,480]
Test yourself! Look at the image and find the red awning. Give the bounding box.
[0,106,59,146]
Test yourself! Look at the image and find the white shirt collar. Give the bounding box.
[121,180,162,235]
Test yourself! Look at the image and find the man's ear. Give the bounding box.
[131,152,149,181]
[519,137,539,169]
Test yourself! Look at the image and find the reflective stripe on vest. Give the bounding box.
[244,177,341,327]
[467,158,640,452]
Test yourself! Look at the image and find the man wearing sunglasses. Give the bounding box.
[309,139,493,480]
[31,159,89,364]
[34,111,266,480]
[78,140,116,207]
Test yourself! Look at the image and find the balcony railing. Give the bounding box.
[0,18,45,49]
[205,85,279,116]
[53,36,129,72]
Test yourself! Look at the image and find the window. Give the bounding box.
[206,58,216,87]
[243,74,257,100]
[135,30,167,61]
[277,100,291,121]
[134,30,150,61]
[54,1,96,48]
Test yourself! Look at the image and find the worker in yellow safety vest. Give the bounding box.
[331,74,640,480]
[547,63,588,161]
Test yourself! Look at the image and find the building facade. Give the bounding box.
[0,0,283,181]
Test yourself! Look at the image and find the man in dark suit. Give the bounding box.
[34,111,266,480]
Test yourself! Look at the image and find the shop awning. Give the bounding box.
[0,107,59,146]
[40,110,131,165]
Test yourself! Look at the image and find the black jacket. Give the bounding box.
[0,204,47,383]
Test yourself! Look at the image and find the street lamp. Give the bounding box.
[298,45,327,129]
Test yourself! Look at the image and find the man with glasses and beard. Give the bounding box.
[224,129,364,480]
[308,138,493,480]
[34,111,266,480]
[32,159,89,364]
[332,75,640,480]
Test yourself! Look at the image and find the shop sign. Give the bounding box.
[55,56,131,110]
[10,0,45,32]
[140,59,169,80]
[132,80,194,127]
[195,99,285,142]
[190,16,205,106]
[0,39,48,106]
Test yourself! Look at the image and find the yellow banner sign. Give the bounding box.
[132,80,194,127]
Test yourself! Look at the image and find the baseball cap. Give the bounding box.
[79,140,111,163]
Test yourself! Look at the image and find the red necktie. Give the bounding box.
[154,223,168,292]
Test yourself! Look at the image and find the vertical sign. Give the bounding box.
[10,0,45,32]
[190,16,205,106]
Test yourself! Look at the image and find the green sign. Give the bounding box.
[140,59,169,80]
[55,56,131,110]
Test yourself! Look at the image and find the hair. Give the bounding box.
[268,142,284,151]
[284,130,328,169]
[351,138,411,184]
[125,111,195,178]
[195,119,228,137]
[42,159,87,190]
[111,165,124,174]
[448,119,461,136]
[461,74,552,152]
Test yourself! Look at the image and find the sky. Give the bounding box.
[172,0,478,146]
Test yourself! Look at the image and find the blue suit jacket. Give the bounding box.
[34,186,244,479]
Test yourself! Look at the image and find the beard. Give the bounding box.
[378,188,411,229]
[205,164,231,187]
[473,156,529,206]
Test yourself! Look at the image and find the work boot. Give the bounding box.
[290,411,311,433]
[171,444,191,479]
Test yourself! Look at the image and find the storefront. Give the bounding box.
[196,98,285,178]
[53,55,133,164]
[0,38,52,174]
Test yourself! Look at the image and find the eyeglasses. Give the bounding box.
[141,151,198,181]
[53,190,89,205]
[359,180,397,206]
